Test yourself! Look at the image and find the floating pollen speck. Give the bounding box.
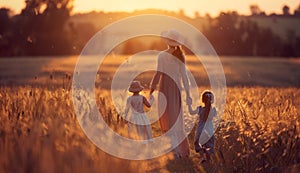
[27,36,33,43]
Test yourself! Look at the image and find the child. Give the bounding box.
[187,90,217,163]
[124,80,153,142]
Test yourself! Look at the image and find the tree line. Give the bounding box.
[0,1,299,57]
[0,0,73,56]
[202,12,300,57]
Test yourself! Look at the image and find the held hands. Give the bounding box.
[149,94,155,106]
[123,113,129,124]
[144,94,155,113]
[186,96,198,115]
[186,96,192,105]
[123,119,129,124]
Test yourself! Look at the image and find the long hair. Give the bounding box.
[201,91,214,121]
[171,46,185,63]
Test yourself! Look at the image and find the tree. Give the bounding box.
[0,8,11,34]
[68,22,97,54]
[194,11,200,19]
[250,5,261,16]
[122,39,146,54]
[178,9,185,17]
[202,11,284,56]
[11,0,74,55]
[203,11,242,55]
[294,4,300,16]
[0,8,13,56]
[282,5,290,16]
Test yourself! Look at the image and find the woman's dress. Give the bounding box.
[150,51,190,157]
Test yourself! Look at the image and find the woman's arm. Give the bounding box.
[150,54,163,95]
[180,59,191,99]
[149,71,161,95]
[187,98,198,115]
[143,96,151,108]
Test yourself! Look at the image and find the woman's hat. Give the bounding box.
[128,81,144,92]
[161,29,185,47]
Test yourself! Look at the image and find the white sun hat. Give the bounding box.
[160,29,185,47]
[128,80,144,92]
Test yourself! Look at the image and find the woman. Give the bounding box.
[150,29,191,158]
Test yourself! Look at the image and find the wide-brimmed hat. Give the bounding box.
[161,29,185,47]
[128,81,144,92]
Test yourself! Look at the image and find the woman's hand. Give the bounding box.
[149,94,155,105]
[186,96,192,105]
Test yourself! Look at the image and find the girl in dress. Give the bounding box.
[187,90,217,163]
[124,81,153,142]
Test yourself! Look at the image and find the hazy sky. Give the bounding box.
[0,0,299,17]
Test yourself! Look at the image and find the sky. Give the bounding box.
[0,0,299,17]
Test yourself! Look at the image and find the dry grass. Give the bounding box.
[0,86,136,173]
[215,87,300,172]
[0,84,299,173]
[0,55,299,172]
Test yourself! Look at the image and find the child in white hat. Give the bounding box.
[124,80,154,143]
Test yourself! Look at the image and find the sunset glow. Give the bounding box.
[0,0,299,17]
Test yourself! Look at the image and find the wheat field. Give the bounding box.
[0,85,299,172]
[0,56,299,172]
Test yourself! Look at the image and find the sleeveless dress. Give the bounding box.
[194,106,216,154]
[150,51,190,157]
[125,95,153,140]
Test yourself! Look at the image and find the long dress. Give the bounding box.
[125,95,153,141]
[150,51,190,157]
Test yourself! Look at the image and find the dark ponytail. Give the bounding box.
[171,46,185,63]
[203,99,211,122]
[202,91,213,122]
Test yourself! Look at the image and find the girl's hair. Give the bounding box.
[171,46,185,63]
[201,90,214,121]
